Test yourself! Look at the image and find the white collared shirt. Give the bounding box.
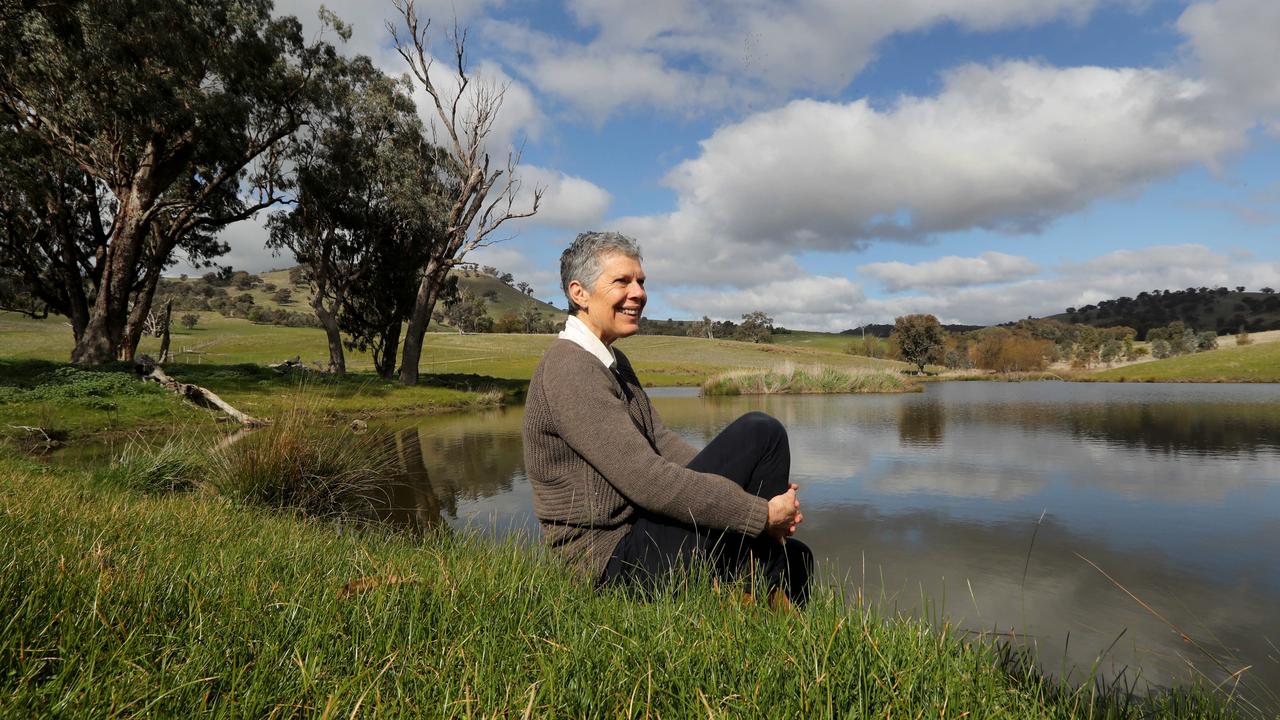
[558,314,617,370]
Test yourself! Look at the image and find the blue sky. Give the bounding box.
[206,0,1280,330]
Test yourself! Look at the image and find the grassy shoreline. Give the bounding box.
[0,358,524,446]
[702,364,919,396]
[0,455,1239,717]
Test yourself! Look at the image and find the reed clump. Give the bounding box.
[204,409,399,515]
[94,435,207,493]
[702,363,918,396]
[93,407,401,518]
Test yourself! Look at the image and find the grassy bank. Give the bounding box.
[0,359,519,446]
[702,364,919,396]
[1088,340,1280,383]
[0,453,1237,718]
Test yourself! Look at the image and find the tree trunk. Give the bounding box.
[59,236,91,344]
[157,299,173,363]
[378,321,401,380]
[71,158,168,363]
[313,300,346,375]
[397,259,445,386]
[137,356,265,427]
[121,260,167,362]
[72,218,141,363]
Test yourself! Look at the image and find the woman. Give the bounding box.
[522,231,812,605]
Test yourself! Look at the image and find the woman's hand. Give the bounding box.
[765,483,802,543]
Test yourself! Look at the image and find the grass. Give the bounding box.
[1088,340,1280,382]
[0,452,1243,718]
[0,358,519,446]
[702,363,920,396]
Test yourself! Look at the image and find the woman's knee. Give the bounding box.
[735,411,785,442]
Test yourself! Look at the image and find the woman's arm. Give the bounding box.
[542,355,768,536]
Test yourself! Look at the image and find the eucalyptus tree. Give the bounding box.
[891,314,946,374]
[389,0,543,385]
[268,54,447,375]
[0,0,333,363]
[0,113,100,332]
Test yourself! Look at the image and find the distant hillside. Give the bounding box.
[1046,287,1280,339]
[253,268,563,327]
[142,267,566,336]
[452,272,562,324]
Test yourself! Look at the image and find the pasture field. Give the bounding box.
[1,311,906,384]
[1090,335,1280,382]
[0,311,908,440]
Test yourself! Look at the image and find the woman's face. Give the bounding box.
[571,252,646,344]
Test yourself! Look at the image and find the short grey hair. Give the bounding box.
[560,231,643,315]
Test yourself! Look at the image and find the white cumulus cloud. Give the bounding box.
[492,0,1107,119]
[654,245,1280,330]
[511,166,612,228]
[622,60,1246,292]
[666,62,1243,250]
[1178,0,1280,123]
[859,252,1040,292]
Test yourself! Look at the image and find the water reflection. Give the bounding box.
[373,382,1280,712]
[359,411,533,535]
[897,400,945,447]
[352,429,446,533]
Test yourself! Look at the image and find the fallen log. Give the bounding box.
[268,356,325,374]
[135,355,266,427]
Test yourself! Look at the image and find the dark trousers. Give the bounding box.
[601,412,813,605]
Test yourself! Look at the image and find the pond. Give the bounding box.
[368,381,1280,710]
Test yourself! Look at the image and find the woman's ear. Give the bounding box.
[568,280,588,312]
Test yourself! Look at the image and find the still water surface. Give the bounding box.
[370,382,1280,708]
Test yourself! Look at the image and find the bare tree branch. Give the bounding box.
[389,0,544,384]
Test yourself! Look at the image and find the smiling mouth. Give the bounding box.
[620,308,641,318]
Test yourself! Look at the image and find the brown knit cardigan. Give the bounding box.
[521,339,769,580]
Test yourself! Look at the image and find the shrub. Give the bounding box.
[16,366,149,403]
[180,313,200,329]
[971,332,1052,372]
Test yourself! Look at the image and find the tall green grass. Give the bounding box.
[702,363,919,396]
[93,435,207,493]
[204,411,399,516]
[90,407,400,519]
[0,456,1244,718]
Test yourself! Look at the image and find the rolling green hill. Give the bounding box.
[452,272,563,325]
[253,268,563,327]
[1089,334,1280,382]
